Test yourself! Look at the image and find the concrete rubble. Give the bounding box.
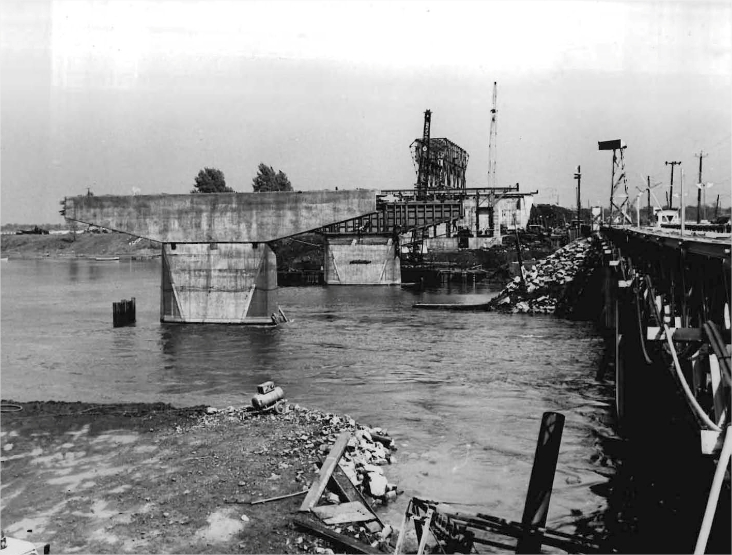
[489,237,602,315]
[200,401,401,551]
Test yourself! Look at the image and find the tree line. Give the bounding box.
[192,164,293,193]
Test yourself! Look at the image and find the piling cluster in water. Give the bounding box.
[491,237,601,315]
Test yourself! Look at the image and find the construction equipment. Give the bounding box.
[598,139,632,225]
[410,111,469,199]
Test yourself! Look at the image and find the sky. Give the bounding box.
[1,0,731,224]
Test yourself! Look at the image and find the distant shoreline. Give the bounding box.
[0,232,161,260]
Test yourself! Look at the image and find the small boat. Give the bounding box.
[95,256,120,261]
[413,302,491,311]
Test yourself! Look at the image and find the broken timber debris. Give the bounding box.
[296,427,399,552]
[395,412,608,554]
[249,489,308,505]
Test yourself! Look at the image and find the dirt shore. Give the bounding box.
[1,233,160,260]
[0,401,396,554]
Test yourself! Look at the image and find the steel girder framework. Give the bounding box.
[320,200,463,236]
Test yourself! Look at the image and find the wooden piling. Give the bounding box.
[113,297,136,327]
[515,411,565,554]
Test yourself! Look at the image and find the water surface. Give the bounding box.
[1,259,613,534]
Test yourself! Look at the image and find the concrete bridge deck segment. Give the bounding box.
[62,190,379,324]
[63,190,378,243]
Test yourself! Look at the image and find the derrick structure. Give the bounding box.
[410,109,468,200]
[598,139,632,225]
[410,137,469,195]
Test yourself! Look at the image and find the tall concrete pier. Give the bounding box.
[63,191,377,324]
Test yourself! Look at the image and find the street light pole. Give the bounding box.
[695,151,707,223]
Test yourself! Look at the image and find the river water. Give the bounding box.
[1,259,615,539]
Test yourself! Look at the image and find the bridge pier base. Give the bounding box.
[324,235,401,285]
[160,242,281,324]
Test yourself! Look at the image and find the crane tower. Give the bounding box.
[487,82,498,188]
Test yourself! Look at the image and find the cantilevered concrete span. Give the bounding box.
[64,191,377,324]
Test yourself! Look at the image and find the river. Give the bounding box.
[1,258,615,540]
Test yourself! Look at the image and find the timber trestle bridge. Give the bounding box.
[600,226,730,448]
[599,224,730,553]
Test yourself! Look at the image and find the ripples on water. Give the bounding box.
[1,259,613,534]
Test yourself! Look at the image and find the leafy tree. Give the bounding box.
[252,163,293,192]
[191,167,233,193]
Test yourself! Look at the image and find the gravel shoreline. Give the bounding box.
[0,400,399,554]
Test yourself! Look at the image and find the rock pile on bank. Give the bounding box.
[489,237,602,315]
[199,402,400,551]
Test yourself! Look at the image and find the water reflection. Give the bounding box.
[156,323,284,398]
[68,259,80,283]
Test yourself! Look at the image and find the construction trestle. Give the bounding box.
[598,226,730,455]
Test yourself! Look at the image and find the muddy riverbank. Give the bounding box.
[0,400,399,554]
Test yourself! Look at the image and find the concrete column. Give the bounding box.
[324,235,401,285]
[161,242,278,324]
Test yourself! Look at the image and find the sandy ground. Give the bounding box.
[0,401,395,554]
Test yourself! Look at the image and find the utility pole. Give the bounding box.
[680,168,685,235]
[695,151,708,223]
[487,82,498,188]
[574,165,581,229]
[715,194,720,219]
[665,160,681,210]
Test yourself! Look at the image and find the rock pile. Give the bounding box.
[490,237,602,315]
[197,402,400,551]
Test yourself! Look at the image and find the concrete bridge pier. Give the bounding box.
[161,242,279,324]
[324,235,400,285]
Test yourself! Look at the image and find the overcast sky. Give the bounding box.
[1,0,730,224]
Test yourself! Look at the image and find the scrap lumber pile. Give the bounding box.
[394,498,608,554]
[295,430,401,553]
[489,237,602,315]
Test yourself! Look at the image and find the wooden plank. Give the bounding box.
[393,509,410,555]
[250,489,307,505]
[515,412,565,554]
[332,463,384,528]
[300,431,351,512]
[293,515,382,554]
[416,508,434,555]
[312,501,374,525]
